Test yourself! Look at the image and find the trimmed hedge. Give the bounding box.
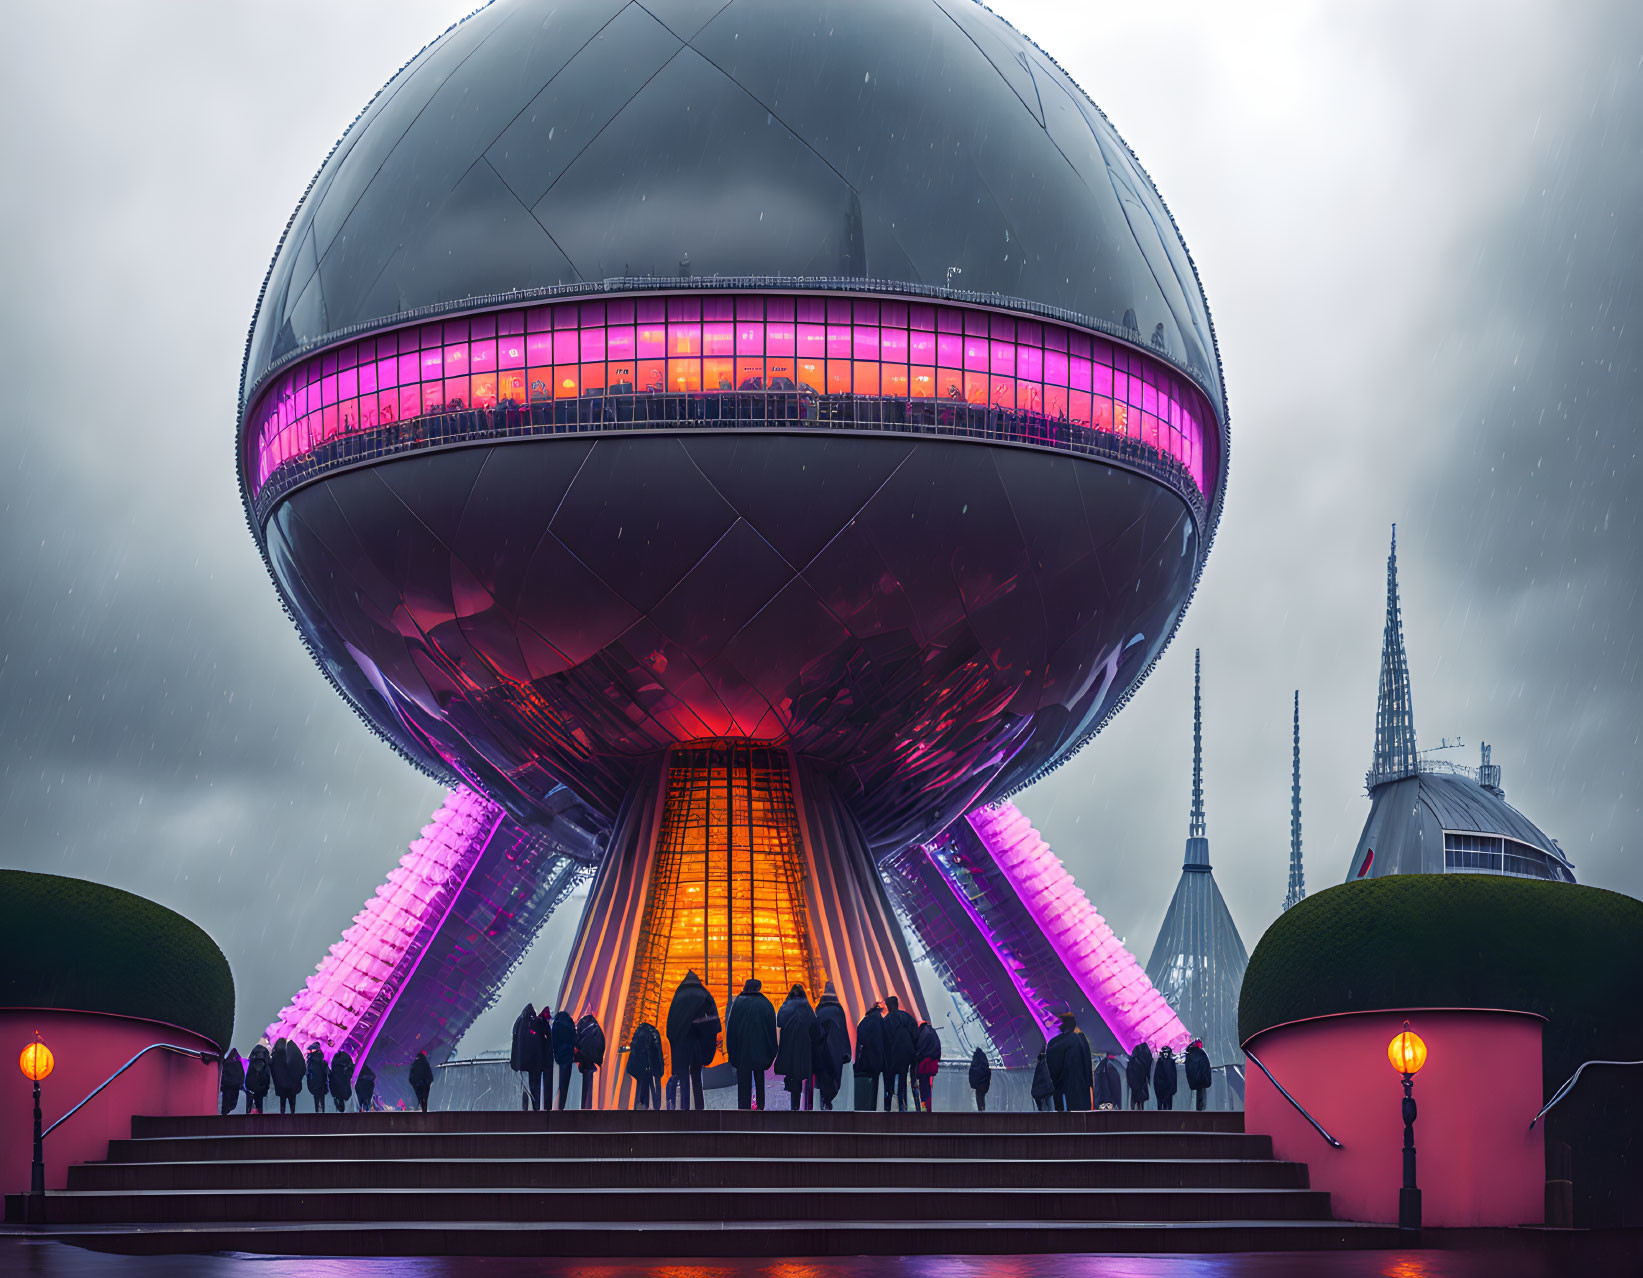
[1239,875,1643,1075]
[0,870,234,1050]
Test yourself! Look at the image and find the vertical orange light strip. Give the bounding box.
[620,742,820,1072]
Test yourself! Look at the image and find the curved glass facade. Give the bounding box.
[245,292,1216,522]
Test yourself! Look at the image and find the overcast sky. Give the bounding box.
[1,1,1638,1053]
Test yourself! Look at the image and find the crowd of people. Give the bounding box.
[217,1038,433,1115]
[220,984,1219,1116]
[1027,1018,1215,1111]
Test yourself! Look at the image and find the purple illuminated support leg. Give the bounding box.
[965,801,1190,1054]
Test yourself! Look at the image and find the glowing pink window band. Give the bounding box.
[246,295,1214,497]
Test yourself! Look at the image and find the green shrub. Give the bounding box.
[0,870,234,1050]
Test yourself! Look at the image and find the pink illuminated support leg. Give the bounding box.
[265,788,504,1062]
[966,800,1190,1054]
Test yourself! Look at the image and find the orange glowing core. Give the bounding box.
[624,742,820,1069]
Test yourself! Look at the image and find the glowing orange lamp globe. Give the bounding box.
[1388,1028,1427,1076]
[19,1041,53,1082]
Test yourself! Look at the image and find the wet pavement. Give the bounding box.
[1,1238,1630,1278]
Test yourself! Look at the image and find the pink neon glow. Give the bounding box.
[966,800,1190,1054]
[265,787,503,1058]
[246,295,1213,497]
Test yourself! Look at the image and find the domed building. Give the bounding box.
[246,0,1227,1097]
[1347,529,1575,884]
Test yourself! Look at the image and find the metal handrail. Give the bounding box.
[1244,1049,1342,1149]
[41,1043,218,1139]
[1530,1058,1643,1130]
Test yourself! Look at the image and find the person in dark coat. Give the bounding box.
[968,1048,992,1111]
[1153,1045,1179,1110]
[304,1044,329,1114]
[1045,1014,1094,1111]
[1184,1039,1213,1111]
[912,1020,941,1112]
[511,1003,546,1110]
[219,1048,244,1116]
[273,1038,305,1114]
[626,1022,664,1109]
[551,1010,577,1109]
[574,1011,606,1109]
[244,1041,272,1115]
[775,984,817,1109]
[726,977,777,1110]
[1094,1051,1123,1109]
[811,981,851,1111]
[355,1063,377,1113]
[665,970,721,1111]
[881,995,918,1113]
[1030,1047,1054,1112]
[1126,1042,1153,1110]
[408,1051,433,1112]
[852,1002,886,1111]
[329,1048,355,1113]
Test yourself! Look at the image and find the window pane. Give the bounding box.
[703,323,734,356]
[704,357,733,390]
[853,361,880,396]
[911,366,936,399]
[736,357,764,389]
[669,358,701,393]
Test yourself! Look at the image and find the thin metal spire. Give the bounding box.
[1183,650,1209,868]
[1370,525,1419,787]
[1284,691,1306,912]
[1189,649,1205,840]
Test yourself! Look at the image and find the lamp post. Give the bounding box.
[1387,1022,1427,1231]
[19,1036,54,1225]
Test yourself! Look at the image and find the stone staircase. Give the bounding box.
[8,1109,1400,1256]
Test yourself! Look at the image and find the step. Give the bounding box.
[69,1154,1308,1193]
[104,1129,1274,1164]
[132,1109,1246,1138]
[23,1185,1335,1226]
[23,1217,1406,1257]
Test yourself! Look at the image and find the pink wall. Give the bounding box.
[1245,1008,1545,1227]
[1,1008,218,1193]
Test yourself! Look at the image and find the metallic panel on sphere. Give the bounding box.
[266,434,1197,847]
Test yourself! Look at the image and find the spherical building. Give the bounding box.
[249,0,1227,1095]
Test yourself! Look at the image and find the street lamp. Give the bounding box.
[1387,1022,1427,1230]
[19,1036,54,1224]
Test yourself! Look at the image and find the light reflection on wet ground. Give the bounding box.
[0,1241,1607,1278]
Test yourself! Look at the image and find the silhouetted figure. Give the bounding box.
[1046,1014,1093,1111]
[1154,1045,1179,1110]
[574,1012,606,1109]
[881,995,918,1113]
[812,981,851,1111]
[304,1044,329,1114]
[1184,1039,1212,1111]
[272,1038,304,1115]
[219,1048,244,1116]
[551,1010,577,1109]
[1031,1047,1054,1112]
[355,1064,376,1113]
[626,1021,664,1109]
[1095,1051,1123,1110]
[511,1002,545,1110]
[1126,1042,1153,1110]
[775,984,817,1110]
[666,970,720,1112]
[853,1002,886,1111]
[727,977,777,1110]
[968,1049,992,1111]
[244,1041,272,1115]
[329,1049,355,1113]
[409,1051,433,1112]
[912,1020,941,1112]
